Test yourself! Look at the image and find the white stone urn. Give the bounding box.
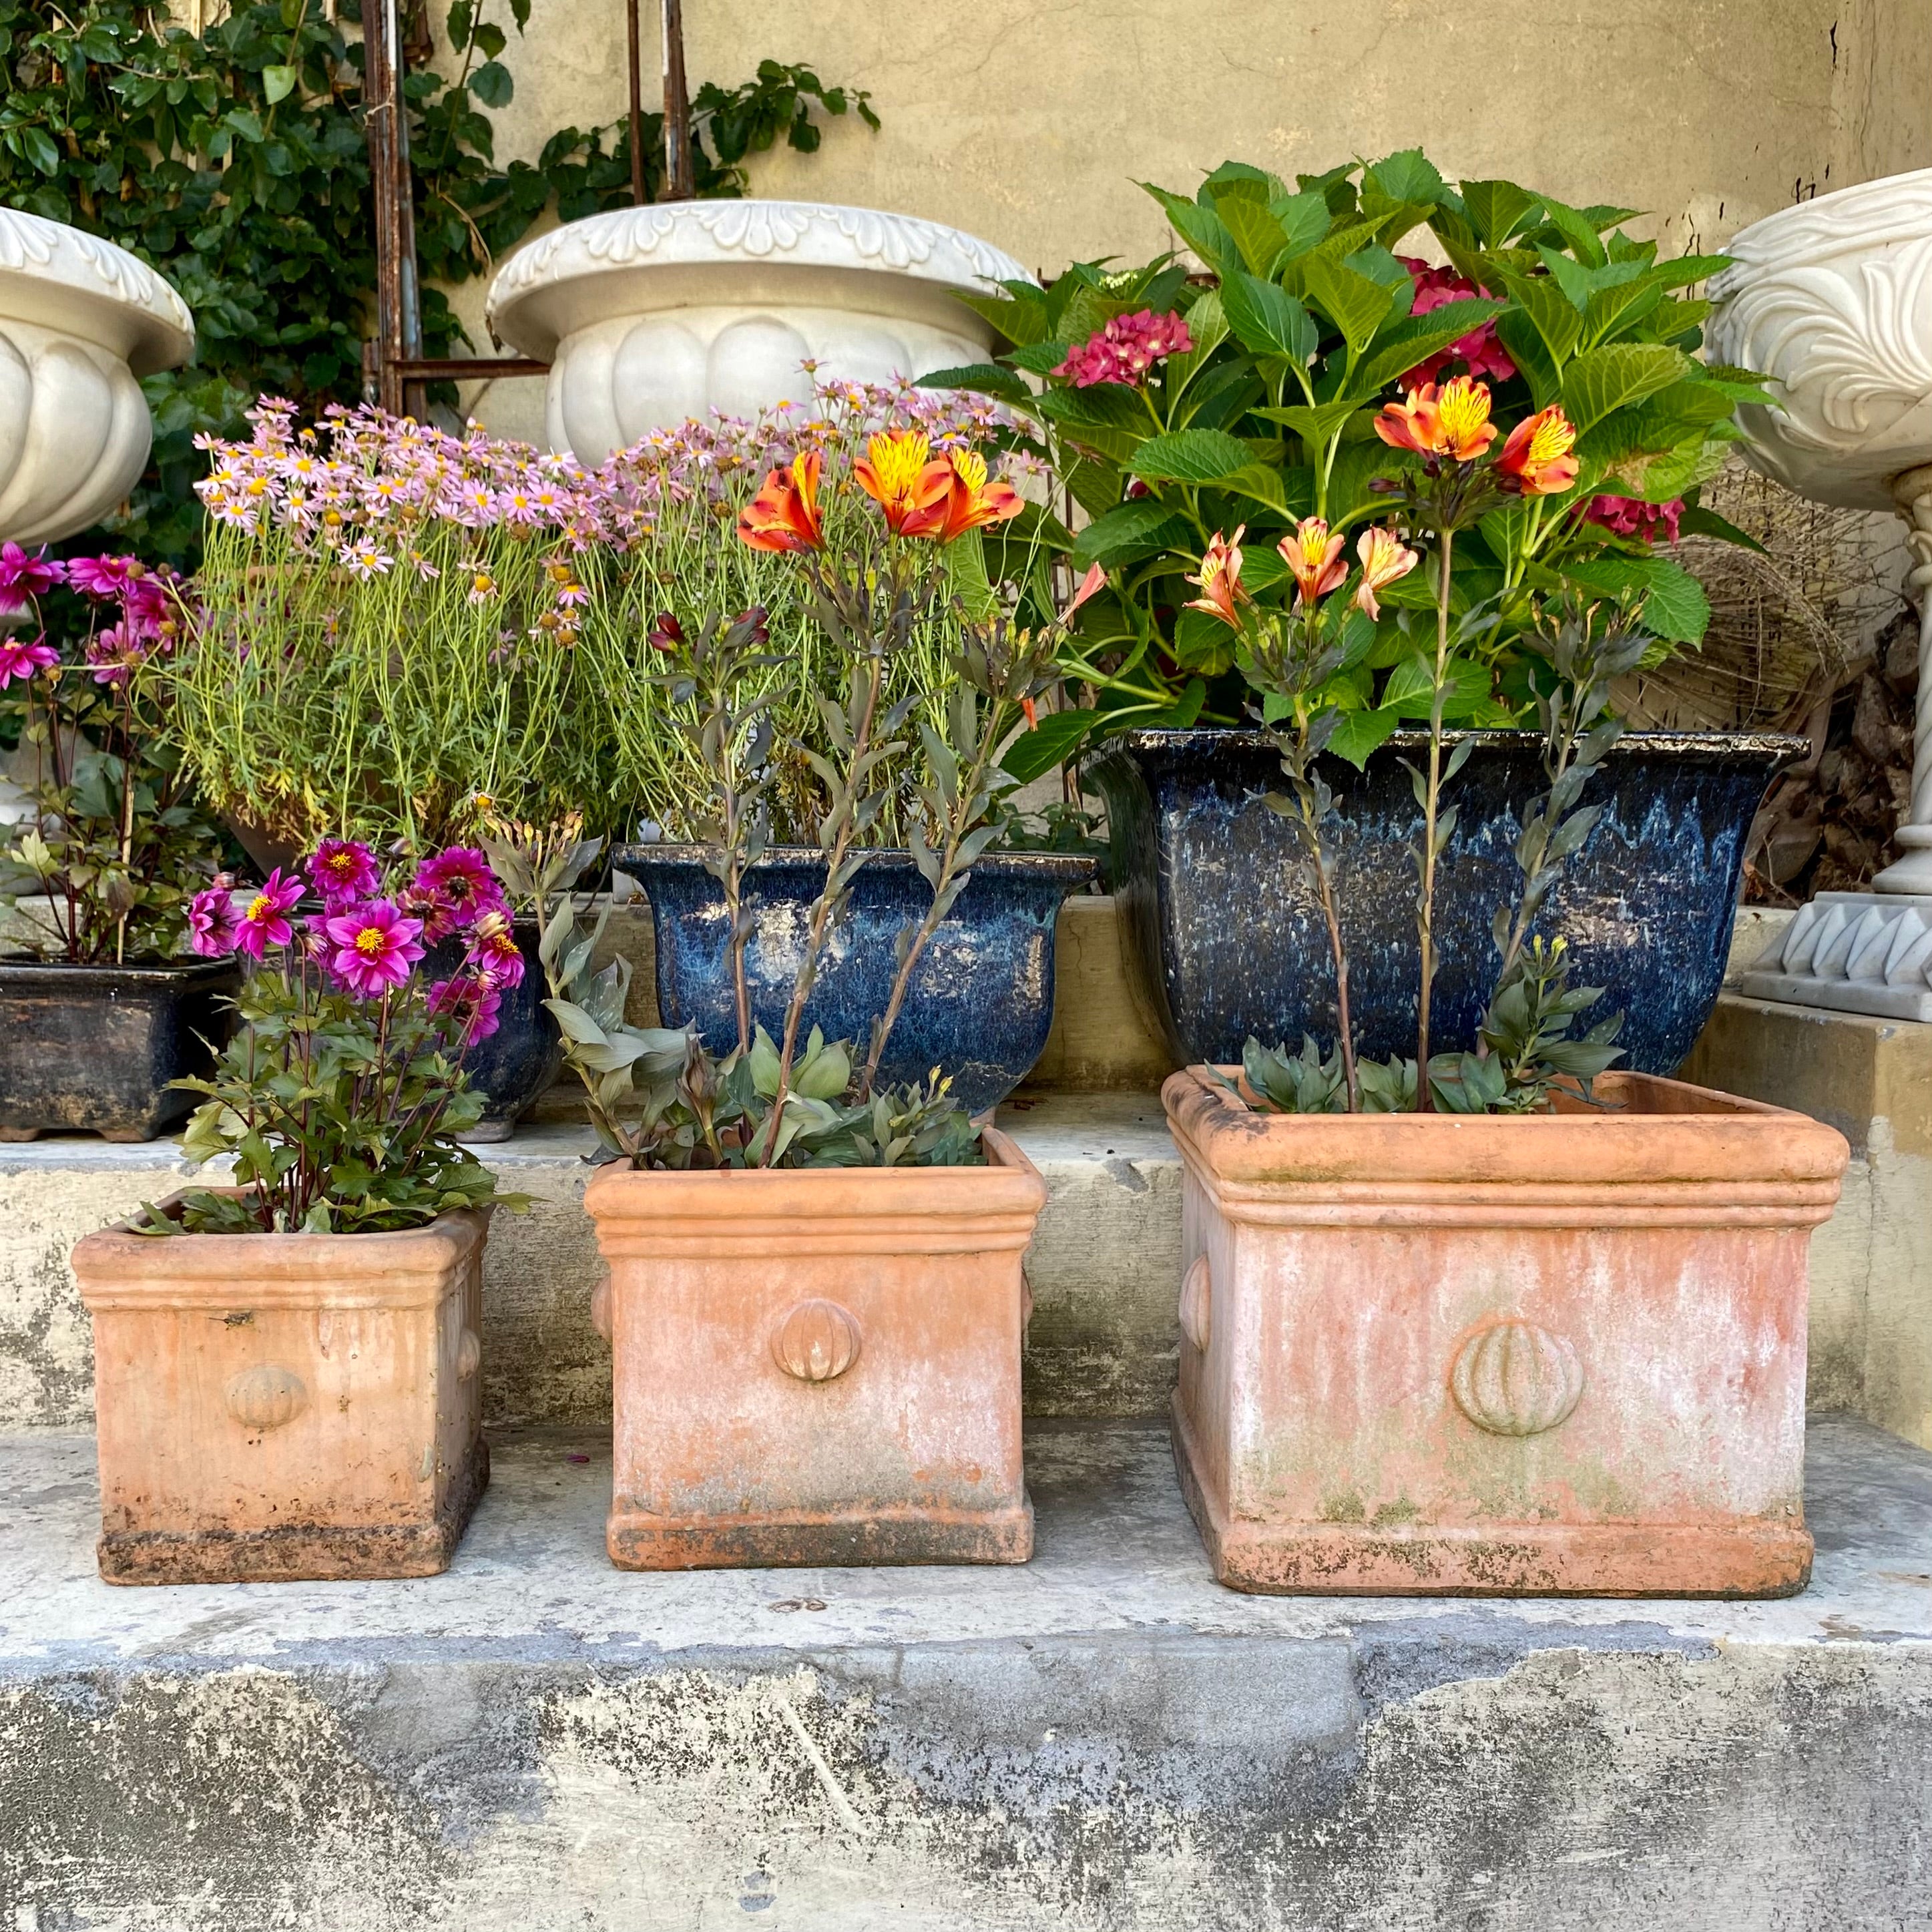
[0,208,194,545]
[1709,168,1932,1009]
[484,199,1033,462]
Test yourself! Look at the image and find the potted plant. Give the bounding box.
[69,839,525,1583]
[0,547,239,1140]
[1150,363,1848,1596]
[930,151,1798,1075]
[489,484,1105,1569]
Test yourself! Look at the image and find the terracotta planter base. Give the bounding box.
[98,1437,489,1586]
[608,1493,1031,1572]
[1172,1399,1811,1599]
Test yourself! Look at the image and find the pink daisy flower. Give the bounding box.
[324,899,425,998]
[235,869,304,960]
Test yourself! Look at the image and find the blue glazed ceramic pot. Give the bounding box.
[612,847,1096,1113]
[425,916,561,1142]
[1088,729,1801,1076]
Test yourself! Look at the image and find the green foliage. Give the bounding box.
[0,0,875,565]
[148,961,516,1234]
[929,150,1762,769]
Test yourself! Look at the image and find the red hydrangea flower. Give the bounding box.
[236,869,304,960]
[1395,258,1516,388]
[324,899,426,998]
[307,838,382,911]
[1054,310,1195,389]
[1582,494,1684,544]
[0,635,58,688]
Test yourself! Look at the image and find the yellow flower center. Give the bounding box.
[1435,381,1493,453]
[354,927,387,957]
[866,431,932,501]
[1525,413,1576,463]
[247,895,272,922]
[951,449,989,493]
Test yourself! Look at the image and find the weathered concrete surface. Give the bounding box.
[1682,993,1932,1448]
[0,1096,1184,1432]
[1,1417,1929,1928]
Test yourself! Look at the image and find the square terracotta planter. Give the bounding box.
[583,1130,1046,1569]
[1164,1069,1849,1598]
[72,1199,491,1584]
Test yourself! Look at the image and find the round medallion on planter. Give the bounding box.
[770,1298,863,1384]
[1179,1255,1212,1355]
[1449,1320,1584,1439]
[485,199,1035,460]
[223,1363,308,1433]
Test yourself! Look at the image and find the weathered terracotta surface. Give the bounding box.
[1164,1069,1850,1598]
[72,1198,489,1584]
[584,1131,1046,1569]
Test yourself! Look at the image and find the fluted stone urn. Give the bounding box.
[0,209,194,545]
[1708,169,1932,1015]
[484,198,1033,462]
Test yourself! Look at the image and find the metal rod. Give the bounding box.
[365,0,428,418]
[626,0,646,205]
[661,0,694,202]
[392,356,552,380]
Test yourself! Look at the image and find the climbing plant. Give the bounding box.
[0,0,875,563]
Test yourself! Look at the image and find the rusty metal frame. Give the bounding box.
[364,0,697,415]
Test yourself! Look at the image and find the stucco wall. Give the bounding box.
[448,0,1932,443]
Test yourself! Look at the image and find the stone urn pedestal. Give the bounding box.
[484,199,1031,461]
[0,209,193,543]
[1708,170,1932,1010]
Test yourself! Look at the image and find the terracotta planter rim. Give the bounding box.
[1166,1066,1851,1197]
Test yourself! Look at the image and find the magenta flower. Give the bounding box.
[411,846,506,939]
[1395,259,1517,388]
[306,838,383,910]
[235,868,304,959]
[64,555,133,599]
[428,969,503,1045]
[463,909,526,990]
[0,543,61,600]
[0,634,58,688]
[324,899,426,998]
[84,624,149,686]
[1053,310,1195,389]
[187,883,243,957]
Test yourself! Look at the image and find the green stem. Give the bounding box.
[1414,525,1455,1110]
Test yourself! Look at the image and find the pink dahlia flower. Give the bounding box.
[307,838,383,911]
[411,846,506,940]
[187,882,243,957]
[428,969,503,1045]
[0,635,58,688]
[0,543,61,600]
[324,899,426,997]
[63,555,134,599]
[462,909,526,990]
[236,869,304,959]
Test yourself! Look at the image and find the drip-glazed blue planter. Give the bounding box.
[1089,729,1801,1076]
[612,847,1096,1113]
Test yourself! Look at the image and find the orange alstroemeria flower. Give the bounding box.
[853,429,954,537]
[1186,527,1250,630]
[1375,377,1498,464]
[737,449,824,553]
[1495,405,1581,497]
[929,448,1025,542]
[1278,517,1348,608]
[1354,525,1420,620]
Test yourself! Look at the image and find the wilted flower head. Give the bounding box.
[1054,310,1194,389]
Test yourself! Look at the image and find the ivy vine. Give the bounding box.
[0,0,876,563]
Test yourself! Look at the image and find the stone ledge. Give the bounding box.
[0,1093,1184,1433]
[0,1417,1927,1929]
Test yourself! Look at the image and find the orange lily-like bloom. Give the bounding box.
[929,448,1025,542]
[1495,405,1581,497]
[1278,517,1348,608]
[1354,525,1420,620]
[737,449,824,553]
[853,429,953,537]
[1374,377,1498,464]
[1185,527,1250,630]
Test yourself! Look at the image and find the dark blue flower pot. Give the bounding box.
[1088,729,1801,1077]
[612,847,1097,1113]
[426,916,561,1142]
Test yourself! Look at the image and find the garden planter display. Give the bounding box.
[1092,730,1800,1075]
[485,199,1033,461]
[0,957,240,1142]
[0,208,194,543]
[72,1199,491,1584]
[614,848,1094,1112]
[1163,1067,1848,1598]
[584,1131,1045,1569]
[427,915,561,1141]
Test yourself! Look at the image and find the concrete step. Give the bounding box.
[1,1415,1928,1929]
[0,1093,1184,1433]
